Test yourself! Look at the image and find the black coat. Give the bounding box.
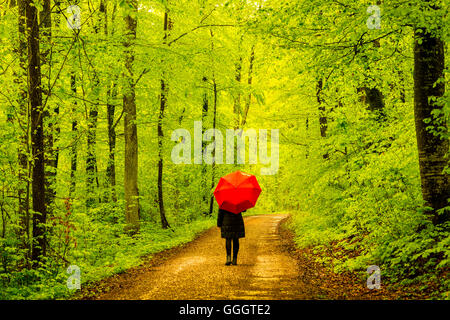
[217,209,245,239]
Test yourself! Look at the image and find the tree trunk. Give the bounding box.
[233,56,243,129]
[107,83,118,202]
[209,77,218,215]
[85,99,98,207]
[25,0,46,265]
[16,0,31,267]
[241,45,255,127]
[123,0,140,233]
[413,27,449,225]
[157,9,172,230]
[358,39,386,120]
[105,1,118,202]
[317,79,329,159]
[40,0,59,216]
[361,87,385,114]
[69,71,78,197]
[85,4,103,207]
[305,116,309,159]
[201,76,209,213]
[208,29,217,216]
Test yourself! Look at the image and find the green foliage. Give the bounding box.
[0,215,214,300]
[0,0,448,300]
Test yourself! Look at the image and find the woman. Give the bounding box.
[217,208,246,265]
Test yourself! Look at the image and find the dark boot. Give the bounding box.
[225,255,232,266]
[231,255,237,265]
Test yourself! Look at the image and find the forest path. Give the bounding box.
[84,214,392,300]
[89,214,317,299]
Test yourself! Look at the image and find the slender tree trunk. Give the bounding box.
[25,0,46,265]
[241,45,255,127]
[413,26,449,225]
[209,77,218,215]
[107,83,118,202]
[85,100,98,207]
[201,76,209,213]
[16,0,31,267]
[40,0,59,217]
[233,56,243,129]
[208,29,217,216]
[85,5,103,207]
[305,116,309,159]
[157,78,168,228]
[317,79,329,159]
[399,70,406,103]
[105,1,118,202]
[69,71,78,197]
[68,4,79,197]
[232,49,243,166]
[157,9,172,229]
[123,0,140,233]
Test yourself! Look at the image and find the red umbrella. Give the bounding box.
[213,170,262,214]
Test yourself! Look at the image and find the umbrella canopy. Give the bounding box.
[213,170,261,214]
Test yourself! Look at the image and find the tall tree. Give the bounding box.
[123,0,140,233]
[24,0,46,265]
[208,29,218,216]
[208,77,218,215]
[157,7,172,229]
[16,0,31,267]
[68,4,80,198]
[317,78,329,159]
[40,0,59,216]
[413,13,449,225]
[105,1,119,202]
[241,45,255,127]
[85,3,102,207]
[69,70,78,197]
[201,76,209,214]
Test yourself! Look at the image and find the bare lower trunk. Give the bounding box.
[317,79,329,159]
[158,78,169,229]
[123,0,140,233]
[209,78,218,215]
[413,28,449,225]
[86,103,98,207]
[105,2,118,202]
[25,0,46,265]
[107,83,118,202]
[17,0,31,267]
[69,71,78,197]
[40,0,59,216]
[241,45,255,127]
[157,9,172,229]
[201,76,209,213]
[233,57,243,129]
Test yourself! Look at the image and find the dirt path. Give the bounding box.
[81,214,403,300]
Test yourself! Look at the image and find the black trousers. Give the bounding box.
[225,238,239,257]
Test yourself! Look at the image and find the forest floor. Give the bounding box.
[75,214,426,300]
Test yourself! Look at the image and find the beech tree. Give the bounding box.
[413,8,448,225]
[123,0,140,233]
[24,0,46,265]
